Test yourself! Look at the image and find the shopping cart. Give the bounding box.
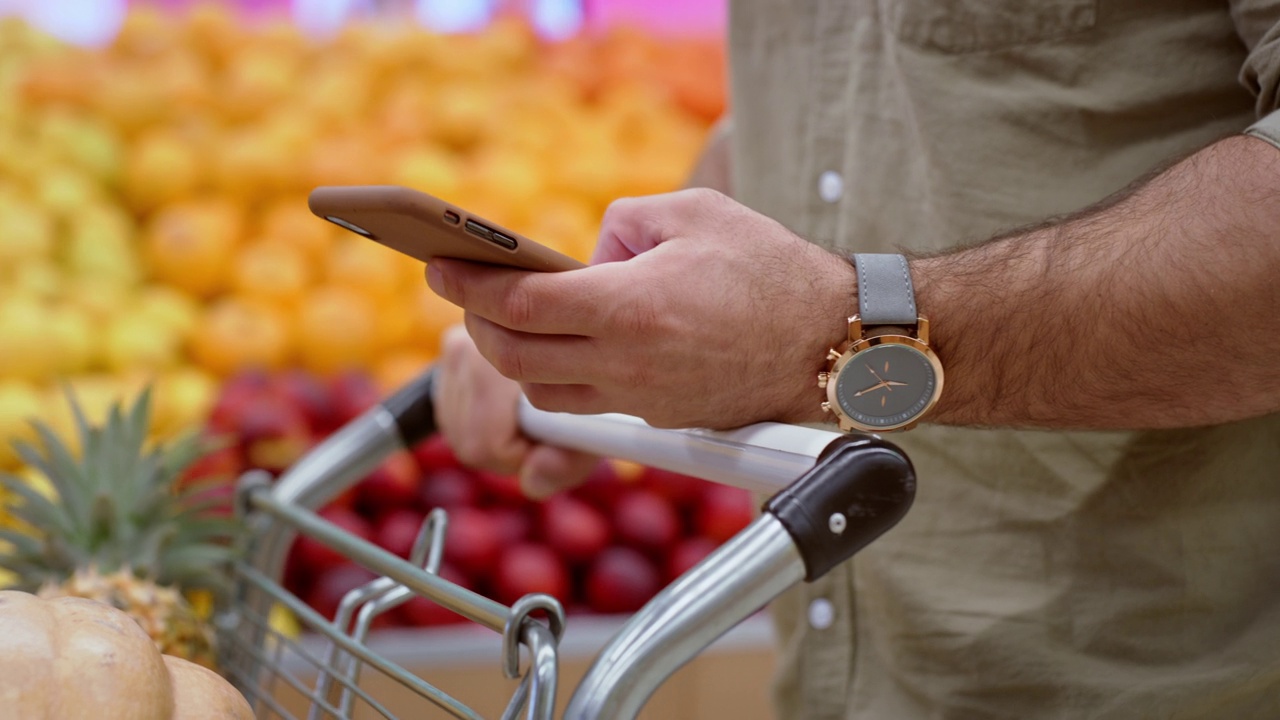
[217,368,917,720]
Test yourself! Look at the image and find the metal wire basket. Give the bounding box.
[214,369,917,720]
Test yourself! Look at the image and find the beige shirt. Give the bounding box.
[725,1,1280,717]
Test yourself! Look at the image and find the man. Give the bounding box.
[430,1,1280,717]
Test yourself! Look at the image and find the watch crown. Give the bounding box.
[821,401,832,414]
[817,372,830,389]
[827,348,842,362]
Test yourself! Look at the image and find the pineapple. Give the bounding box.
[0,388,242,670]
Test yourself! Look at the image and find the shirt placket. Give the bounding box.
[794,3,861,719]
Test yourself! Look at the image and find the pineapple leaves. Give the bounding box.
[12,431,89,538]
[0,472,74,540]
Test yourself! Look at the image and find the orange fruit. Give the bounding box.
[325,235,408,301]
[374,350,434,395]
[210,129,294,205]
[143,200,244,298]
[122,131,202,211]
[392,147,462,200]
[230,240,312,310]
[308,135,387,187]
[257,198,335,269]
[189,296,293,377]
[409,285,465,354]
[295,286,378,376]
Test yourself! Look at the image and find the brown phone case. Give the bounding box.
[307,185,586,272]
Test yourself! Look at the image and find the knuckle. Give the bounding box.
[499,283,535,328]
[488,341,526,380]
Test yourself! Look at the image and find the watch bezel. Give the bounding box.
[826,333,944,432]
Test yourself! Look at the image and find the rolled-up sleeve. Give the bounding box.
[1232,1,1280,143]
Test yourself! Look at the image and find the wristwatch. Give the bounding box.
[819,253,944,432]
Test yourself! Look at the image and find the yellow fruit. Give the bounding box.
[409,285,465,354]
[33,165,102,221]
[8,260,63,300]
[393,147,463,199]
[47,303,97,375]
[122,132,202,213]
[374,350,433,395]
[0,295,56,382]
[143,200,244,299]
[0,199,55,264]
[101,313,181,374]
[325,235,406,300]
[152,369,217,437]
[296,286,378,376]
[257,198,335,270]
[0,380,42,469]
[189,297,292,377]
[230,240,312,310]
[35,111,122,184]
[66,278,133,323]
[133,286,200,342]
[62,205,141,286]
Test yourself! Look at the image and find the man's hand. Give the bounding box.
[426,189,857,430]
[434,325,600,499]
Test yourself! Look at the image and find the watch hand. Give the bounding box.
[884,380,908,387]
[853,381,890,397]
[865,364,887,385]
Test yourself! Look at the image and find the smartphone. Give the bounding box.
[308,185,586,272]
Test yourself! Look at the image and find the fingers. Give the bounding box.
[518,444,601,500]
[434,325,531,476]
[464,313,602,385]
[426,259,613,336]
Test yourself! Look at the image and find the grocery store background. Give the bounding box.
[0,0,780,718]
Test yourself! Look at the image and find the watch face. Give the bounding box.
[834,343,939,429]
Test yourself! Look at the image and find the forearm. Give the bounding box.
[915,134,1280,430]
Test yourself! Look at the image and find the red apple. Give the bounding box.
[293,507,373,573]
[697,485,756,543]
[666,536,718,582]
[641,467,705,509]
[488,505,534,546]
[586,547,660,614]
[572,461,626,511]
[207,369,273,434]
[375,508,428,559]
[494,543,569,606]
[329,370,382,425]
[237,394,313,474]
[273,369,339,434]
[419,467,480,510]
[356,451,421,514]
[410,434,461,472]
[442,507,502,579]
[542,495,610,565]
[473,470,526,505]
[399,563,472,626]
[613,489,680,555]
[307,563,377,623]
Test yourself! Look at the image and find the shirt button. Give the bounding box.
[818,171,844,203]
[807,598,835,630]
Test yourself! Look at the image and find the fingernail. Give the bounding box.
[519,468,556,500]
[426,262,445,295]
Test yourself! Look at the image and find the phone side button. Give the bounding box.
[489,231,518,250]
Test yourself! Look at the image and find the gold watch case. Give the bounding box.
[818,316,944,433]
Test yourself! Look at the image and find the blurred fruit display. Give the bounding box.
[211,369,756,626]
[0,4,737,621]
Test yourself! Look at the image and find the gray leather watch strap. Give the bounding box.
[853,253,917,326]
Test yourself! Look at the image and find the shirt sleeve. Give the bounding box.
[1232,0,1280,111]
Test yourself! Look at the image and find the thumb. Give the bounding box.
[518,444,601,500]
[589,195,672,265]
